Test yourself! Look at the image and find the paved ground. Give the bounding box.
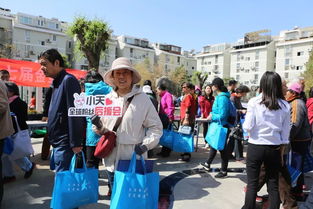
[2,136,313,209]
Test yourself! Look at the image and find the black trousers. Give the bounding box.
[206,128,230,172]
[243,143,281,209]
[203,122,208,139]
[86,146,100,169]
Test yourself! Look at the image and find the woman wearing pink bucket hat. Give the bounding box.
[93,57,163,197]
[285,81,312,198]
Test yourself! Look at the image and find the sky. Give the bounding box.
[2,0,313,52]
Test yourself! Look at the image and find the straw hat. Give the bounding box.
[104,57,141,87]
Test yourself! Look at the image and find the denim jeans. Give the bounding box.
[242,143,281,209]
[2,156,32,177]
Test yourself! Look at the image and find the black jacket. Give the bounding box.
[10,97,28,133]
[48,70,85,148]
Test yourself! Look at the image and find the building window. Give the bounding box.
[56,24,59,29]
[284,73,289,79]
[53,35,56,41]
[237,52,240,61]
[41,41,45,46]
[296,66,303,70]
[255,50,259,60]
[285,59,290,66]
[25,30,30,42]
[20,16,32,25]
[285,46,292,57]
[192,67,194,70]
[297,51,304,56]
[236,63,240,69]
[246,57,250,61]
[68,41,72,48]
[177,57,180,64]
[215,55,218,64]
[254,74,258,80]
[236,75,240,81]
[130,48,133,57]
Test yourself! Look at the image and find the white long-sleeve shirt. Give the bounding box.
[243,94,291,145]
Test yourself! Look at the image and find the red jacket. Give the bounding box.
[306,98,313,125]
[198,95,214,118]
[180,94,197,124]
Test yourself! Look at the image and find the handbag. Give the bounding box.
[9,116,34,160]
[205,121,228,150]
[177,125,192,135]
[3,137,14,155]
[159,125,175,149]
[285,151,302,187]
[50,152,98,209]
[110,152,159,209]
[229,123,243,141]
[172,132,194,153]
[94,96,134,158]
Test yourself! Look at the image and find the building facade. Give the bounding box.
[116,35,155,70]
[195,43,231,82]
[275,27,313,81]
[0,8,14,58]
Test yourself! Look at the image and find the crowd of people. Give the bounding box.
[0,48,313,209]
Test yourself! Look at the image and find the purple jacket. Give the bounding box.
[159,91,174,120]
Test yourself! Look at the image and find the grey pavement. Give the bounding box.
[3,136,313,209]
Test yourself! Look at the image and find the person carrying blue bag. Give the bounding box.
[111,152,159,209]
[51,152,99,209]
[93,57,163,198]
[201,77,231,178]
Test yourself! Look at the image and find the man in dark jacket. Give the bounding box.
[39,49,84,172]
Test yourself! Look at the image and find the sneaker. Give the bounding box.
[3,176,16,184]
[179,153,191,162]
[201,162,210,170]
[24,162,36,179]
[255,196,263,203]
[215,171,227,178]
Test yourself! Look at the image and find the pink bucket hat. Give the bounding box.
[288,82,303,94]
[104,57,141,87]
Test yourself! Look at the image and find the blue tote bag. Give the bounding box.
[117,159,154,174]
[110,152,159,209]
[172,132,194,153]
[159,125,175,149]
[50,152,99,209]
[205,122,228,150]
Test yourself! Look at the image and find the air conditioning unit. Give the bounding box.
[29,50,35,55]
[46,39,51,43]
[290,65,295,69]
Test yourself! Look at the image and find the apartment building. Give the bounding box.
[153,43,192,74]
[0,8,14,58]
[275,27,313,81]
[229,30,276,88]
[12,12,72,62]
[116,35,155,70]
[195,43,231,82]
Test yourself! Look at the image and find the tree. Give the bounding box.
[68,17,110,71]
[191,71,208,89]
[168,65,190,95]
[303,49,313,94]
[61,54,72,68]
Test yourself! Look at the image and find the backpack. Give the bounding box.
[227,100,237,127]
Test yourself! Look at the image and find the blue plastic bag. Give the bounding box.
[159,126,175,149]
[172,132,194,153]
[50,152,99,209]
[117,159,154,174]
[205,122,228,150]
[3,137,14,155]
[110,152,159,209]
[286,151,302,187]
[303,151,313,173]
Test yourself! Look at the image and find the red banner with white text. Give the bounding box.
[0,58,87,87]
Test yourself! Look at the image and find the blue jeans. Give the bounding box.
[2,156,32,177]
[51,146,74,172]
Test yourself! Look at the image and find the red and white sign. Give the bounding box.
[69,93,122,117]
[0,58,87,87]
